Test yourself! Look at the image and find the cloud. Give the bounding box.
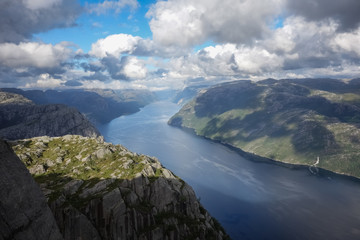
[331,28,360,56]
[22,0,61,10]
[89,33,187,58]
[98,55,147,81]
[64,80,83,87]
[90,34,142,58]
[22,73,65,89]
[286,0,360,31]
[233,47,284,74]
[164,43,283,80]
[121,56,147,79]
[0,42,72,69]
[0,0,82,43]
[153,15,360,84]
[263,17,360,70]
[82,71,110,82]
[86,0,138,15]
[147,0,284,47]
[0,41,78,88]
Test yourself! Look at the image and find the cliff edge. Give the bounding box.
[11,135,229,240]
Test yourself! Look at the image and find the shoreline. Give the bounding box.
[169,123,360,184]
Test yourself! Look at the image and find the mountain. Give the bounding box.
[169,78,360,178]
[0,91,100,140]
[10,135,229,240]
[0,88,157,124]
[173,85,209,105]
[0,139,63,240]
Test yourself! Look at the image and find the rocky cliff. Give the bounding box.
[0,92,100,140]
[1,88,157,124]
[169,78,360,178]
[11,135,229,240]
[0,139,63,240]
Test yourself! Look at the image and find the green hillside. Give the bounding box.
[169,79,360,178]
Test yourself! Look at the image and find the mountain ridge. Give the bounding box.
[169,78,360,178]
[0,88,157,124]
[0,91,100,140]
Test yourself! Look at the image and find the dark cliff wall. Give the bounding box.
[0,139,63,240]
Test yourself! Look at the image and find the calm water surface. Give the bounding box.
[98,101,360,240]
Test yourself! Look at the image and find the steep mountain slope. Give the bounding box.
[1,88,157,124]
[11,135,229,240]
[169,79,360,177]
[173,85,209,105]
[0,92,100,140]
[0,139,63,240]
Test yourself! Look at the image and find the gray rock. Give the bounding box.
[63,179,84,196]
[46,159,55,168]
[0,139,63,240]
[95,147,111,159]
[29,164,46,175]
[79,179,115,198]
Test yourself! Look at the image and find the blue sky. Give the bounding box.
[0,0,359,90]
[35,0,154,52]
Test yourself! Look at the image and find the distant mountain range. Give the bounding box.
[1,88,157,124]
[169,78,360,178]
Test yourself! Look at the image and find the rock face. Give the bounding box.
[1,88,157,124]
[0,91,100,140]
[169,78,360,178]
[12,135,229,240]
[0,139,63,240]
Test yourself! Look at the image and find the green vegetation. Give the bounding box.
[169,79,360,178]
[11,135,154,207]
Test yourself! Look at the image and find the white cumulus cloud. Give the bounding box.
[0,42,72,69]
[90,34,141,58]
[147,0,284,47]
[121,57,147,79]
[332,28,360,56]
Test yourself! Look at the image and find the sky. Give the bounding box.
[0,0,359,90]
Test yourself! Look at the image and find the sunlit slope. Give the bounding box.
[169,79,360,177]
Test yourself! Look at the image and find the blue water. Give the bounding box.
[98,101,360,240]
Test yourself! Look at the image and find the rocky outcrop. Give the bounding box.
[12,135,229,240]
[0,139,63,240]
[0,91,100,140]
